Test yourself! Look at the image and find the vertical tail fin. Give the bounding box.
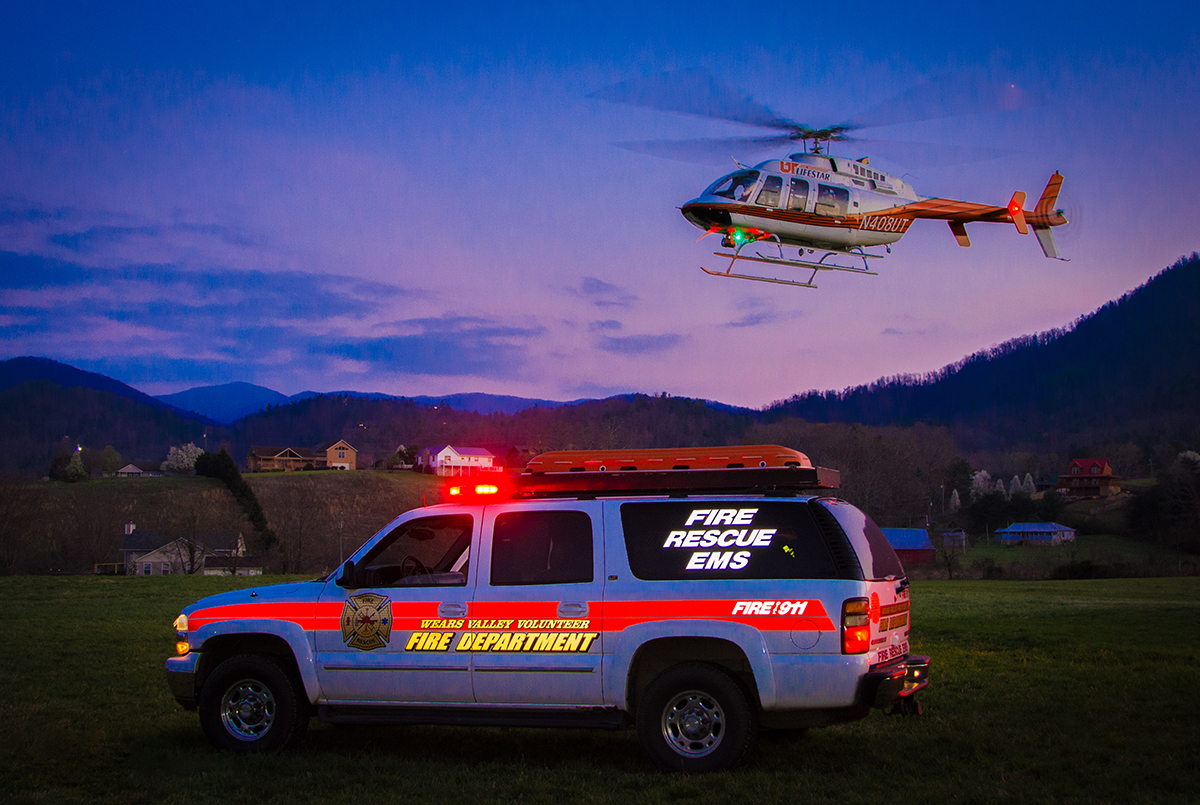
[1035,172,1063,216]
[1031,172,1067,259]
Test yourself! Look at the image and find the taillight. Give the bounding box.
[842,597,870,654]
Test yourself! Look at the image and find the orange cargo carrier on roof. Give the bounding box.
[524,444,812,473]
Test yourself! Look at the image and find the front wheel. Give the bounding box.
[199,655,308,752]
[636,662,757,772]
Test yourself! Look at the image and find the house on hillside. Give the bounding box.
[995,522,1076,546]
[416,445,498,476]
[1056,458,1121,498]
[116,461,163,477]
[317,439,356,470]
[246,440,357,472]
[119,523,262,575]
[880,528,935,565]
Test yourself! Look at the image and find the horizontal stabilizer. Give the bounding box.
[1008,191,1028,235]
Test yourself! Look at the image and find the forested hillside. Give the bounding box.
[2,255,1197,484]
[766,254,1200,452]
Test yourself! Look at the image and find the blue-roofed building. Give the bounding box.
[880,528,935,565]
[995,522,1076,546]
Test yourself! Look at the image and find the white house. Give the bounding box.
[415,445,498,476]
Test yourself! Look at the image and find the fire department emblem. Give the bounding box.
[341,593,393,651]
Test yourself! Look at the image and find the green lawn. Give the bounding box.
[2,575,1198,803]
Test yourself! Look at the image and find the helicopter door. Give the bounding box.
[754,175,783,207]
[786,178,810,212]
[815,184,850,217]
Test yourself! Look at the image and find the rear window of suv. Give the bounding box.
[816,499,905,580]
[620,501,847,581]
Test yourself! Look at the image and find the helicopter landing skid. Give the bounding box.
[702,244,880,288]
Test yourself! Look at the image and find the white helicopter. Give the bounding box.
[595,72,1069,288]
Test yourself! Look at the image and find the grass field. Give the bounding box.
[2,575,1198,803]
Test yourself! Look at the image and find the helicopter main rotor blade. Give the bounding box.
[840,71,1048,131]
[613,134,802,165]
[590,69,807,132]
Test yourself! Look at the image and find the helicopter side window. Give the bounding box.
[754,175,783,207]
[815,184,849,217]
[786,178,809,212]
[705,170,760,202]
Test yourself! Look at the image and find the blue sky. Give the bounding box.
[2,2,1198,407]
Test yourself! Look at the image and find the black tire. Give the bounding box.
[198,655,308,752]
[636,662,757,773]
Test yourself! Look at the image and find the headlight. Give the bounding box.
[173,614,188,633]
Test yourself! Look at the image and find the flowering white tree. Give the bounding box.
[949,489,962,511]
[1023,473,1037,495]
[163,443,204,475]
[970,470,993,501]
[1009,475,1023,497]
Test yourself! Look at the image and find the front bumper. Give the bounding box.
[165,652,200,710]
[863,654,931,708]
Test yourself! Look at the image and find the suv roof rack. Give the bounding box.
[515,445,839,498]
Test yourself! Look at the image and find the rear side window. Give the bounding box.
[620,501,845,580]
[491,510,594,586]
[817,500,905,580]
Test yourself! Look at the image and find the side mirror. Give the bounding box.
[336,559,357,589]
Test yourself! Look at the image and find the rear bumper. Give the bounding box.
[165,653,199,710]
[862,654,930,708]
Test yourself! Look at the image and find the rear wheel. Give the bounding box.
[636,663,757,772]
[199,655,308,752]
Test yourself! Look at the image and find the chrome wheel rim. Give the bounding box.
[661,689,724,757]
[219,678,275,741]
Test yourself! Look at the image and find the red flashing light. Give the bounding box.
[446,480,509,500]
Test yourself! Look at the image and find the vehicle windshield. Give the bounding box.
[704,170,760,202]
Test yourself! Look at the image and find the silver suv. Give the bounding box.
[167,446,929,772]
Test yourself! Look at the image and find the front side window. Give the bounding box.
[359,514,473,587]
[704,170,760,202]
[621,501,845,581]
[815,184,849,217]
[755,175,783,207]
[491,510,593,586]
[787,178,809,211]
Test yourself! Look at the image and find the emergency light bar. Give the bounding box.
[512,445,839,499]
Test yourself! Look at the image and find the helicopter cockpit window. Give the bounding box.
[815,184,850,217]
[787,178,809,212]
[705,170,760,202]
[359,514,473,587]
[754,175,783,207]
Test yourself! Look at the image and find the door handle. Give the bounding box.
[557,601,588,618]
[439,602,468,618]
